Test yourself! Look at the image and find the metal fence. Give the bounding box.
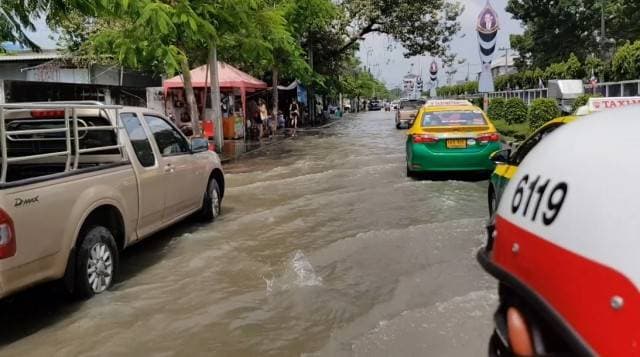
[485,79,640,105]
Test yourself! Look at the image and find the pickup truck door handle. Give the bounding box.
[164,164,175,173]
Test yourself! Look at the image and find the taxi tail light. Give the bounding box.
[478,132,500,143]
[0,208,16,259]
[413,134,439,143]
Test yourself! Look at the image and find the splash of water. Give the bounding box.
[291,250,322,287]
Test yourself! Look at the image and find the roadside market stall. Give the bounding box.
[163,62,267,139]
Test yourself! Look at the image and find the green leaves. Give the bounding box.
[611,40,640,81]
[528,99,561,130]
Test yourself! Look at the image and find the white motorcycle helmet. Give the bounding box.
[478,106,640,356]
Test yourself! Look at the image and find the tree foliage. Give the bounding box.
[338,0,462,57]
[507,0,640,69]
[611,40,640,81]
[436,81,478,97]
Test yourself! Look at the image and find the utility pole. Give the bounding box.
[498,47,511,76]
[600,0,607,61]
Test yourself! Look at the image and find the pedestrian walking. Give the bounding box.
[289,99,299,136]
[248,99,262,140]
[259,99,269,138]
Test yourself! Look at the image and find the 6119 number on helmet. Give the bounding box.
[511,174,568,226]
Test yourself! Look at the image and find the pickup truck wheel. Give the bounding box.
[200,178,221,222]
[74,226,118,299]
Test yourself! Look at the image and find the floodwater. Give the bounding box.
[0,111,497,356]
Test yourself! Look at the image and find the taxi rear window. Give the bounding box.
[400,100,425,109]
[421,111,487,127]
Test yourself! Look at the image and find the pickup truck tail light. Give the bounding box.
[0,208,15,259]
[31,110,65,119]
[478,132,500,143]
[413,134,439,143]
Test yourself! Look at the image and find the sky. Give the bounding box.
[357,0,523,88]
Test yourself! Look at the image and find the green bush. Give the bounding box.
[471,97,483,108]
[504,98,528,124]
[571,93,602,113]
[487,98,506,121]
[529,98,561,130]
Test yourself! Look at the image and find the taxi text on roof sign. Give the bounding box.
[424,100,474,107]
[587,96,640,112]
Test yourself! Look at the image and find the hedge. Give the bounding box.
[529,98,561,130]
[571,93,602,113]
[471,97,483,108]
[504,98,528,125]
[487,98,506,122]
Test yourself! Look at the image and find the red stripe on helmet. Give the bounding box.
[492,216,640,356]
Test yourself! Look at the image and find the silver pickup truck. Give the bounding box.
[0,102,224,299]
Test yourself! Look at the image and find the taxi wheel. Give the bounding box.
[396,123,401,129]
[489,188,497,219]
[406,165,415,178]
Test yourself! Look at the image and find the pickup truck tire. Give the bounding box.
[74,226,118,299]
[199,178,221,222]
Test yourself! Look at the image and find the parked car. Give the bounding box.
[391,101,399,110]
[406,100,501,177]
[395,99,425,129]
[0,102,225,300]
[368,100,382,111]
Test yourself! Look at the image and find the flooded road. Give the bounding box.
[0,110,497,356]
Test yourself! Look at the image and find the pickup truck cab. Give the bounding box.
[0,102,225,299]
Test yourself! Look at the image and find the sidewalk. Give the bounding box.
[219,114,345,164]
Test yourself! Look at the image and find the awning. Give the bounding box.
[277,80,300,91]
[163,62,267,91]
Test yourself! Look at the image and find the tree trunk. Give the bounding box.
[179,56,201,136]
[209,44,223,153]
[272,65,279,134]
[308,42,315,126]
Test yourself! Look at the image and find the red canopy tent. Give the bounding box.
[163,62,267,136]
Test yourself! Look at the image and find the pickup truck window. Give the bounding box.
[121,113,156,167]
[143,115,190,156]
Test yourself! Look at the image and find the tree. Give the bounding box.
[337,0,462,57]
[55,0,263,140]
[507,0,640,68]
[611,40,640,81]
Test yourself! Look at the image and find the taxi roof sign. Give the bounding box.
[587,96,640,112]
[424,99,474,107]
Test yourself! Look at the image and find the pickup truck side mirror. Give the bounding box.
[191,137,209,153]
[490,149,511,164]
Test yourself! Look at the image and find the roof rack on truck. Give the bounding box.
[0,103,125,184]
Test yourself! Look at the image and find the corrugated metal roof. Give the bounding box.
[0,50,62,62]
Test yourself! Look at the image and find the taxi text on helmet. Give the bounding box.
[424,99,474,107]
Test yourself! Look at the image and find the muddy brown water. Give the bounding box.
[0,111,497,356]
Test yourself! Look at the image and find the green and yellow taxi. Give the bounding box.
[487,115,577,217]
[406,100,502,176]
